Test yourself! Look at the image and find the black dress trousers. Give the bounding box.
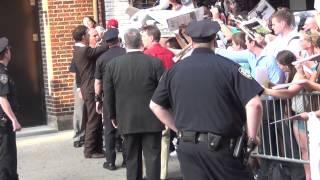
[177,141,253,180]
[124,132,161,180]
[103,114,126,164]
[0,121,18,180]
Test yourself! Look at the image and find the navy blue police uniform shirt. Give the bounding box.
[0,64,16,114]
[94,46,126,80]
[152,48,264,138]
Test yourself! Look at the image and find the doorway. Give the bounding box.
[0,0,46,127]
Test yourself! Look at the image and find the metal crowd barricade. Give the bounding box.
[251,91,320,165]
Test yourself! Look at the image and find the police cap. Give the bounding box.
[0,37,8,53]
[186,19,220,43]
[103,28,119,42]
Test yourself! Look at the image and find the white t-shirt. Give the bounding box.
[264,30,301,57]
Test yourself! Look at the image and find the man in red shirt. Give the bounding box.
[141,25,174,180]
[141,25,175,70]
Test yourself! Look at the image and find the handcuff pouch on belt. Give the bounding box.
[207,133,222,151]
[179,131,197,144]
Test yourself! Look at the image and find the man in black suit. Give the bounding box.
[72,25,108,158]
[104,28,164,180]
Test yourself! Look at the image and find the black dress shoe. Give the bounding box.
[103,162,116,170]
[84,153,105,159]
[73,141,82,148]
[116,146,123,152]
[73,140,85,148]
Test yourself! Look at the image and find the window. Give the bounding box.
[129,0,157,9]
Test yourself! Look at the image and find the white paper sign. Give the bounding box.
[292,54,320,65]
[166,7,204,31]
[248,0,275,20]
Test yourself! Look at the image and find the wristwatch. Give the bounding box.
[247,137,258,153]
[95,94,102,102]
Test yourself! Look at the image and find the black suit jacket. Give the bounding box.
[104,51,165,134]
[73,44,107,101]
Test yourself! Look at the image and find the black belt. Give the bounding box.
[178,131,235,150]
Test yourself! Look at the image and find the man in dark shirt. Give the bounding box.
[0,37,21,180]
[150,19,263,180]
[94,28,126,170]
[104,28,164,180]
[72,25,108,158]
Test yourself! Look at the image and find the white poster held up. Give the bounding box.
[248,0,275,20]
[166,7,204,31]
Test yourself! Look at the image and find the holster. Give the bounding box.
[232,128,257,166]
[233,127,247,159]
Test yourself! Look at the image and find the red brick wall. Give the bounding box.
[38,0,94,129]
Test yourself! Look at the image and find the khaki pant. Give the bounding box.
[160,127,170,179]
[72,83,87,143]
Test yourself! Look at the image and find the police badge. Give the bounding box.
[0,74,8,84]
[238,67,252,80]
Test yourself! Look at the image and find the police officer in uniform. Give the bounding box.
[94,28,126,170]
[150,20,263,180]
[0,37,22,180]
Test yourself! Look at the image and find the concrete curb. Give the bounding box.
[16,125,58,138]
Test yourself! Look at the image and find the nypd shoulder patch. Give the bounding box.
[238,67,252,80]
[0,74,8,84]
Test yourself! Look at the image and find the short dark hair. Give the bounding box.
[72,25,88,42]
[232,32,246,49]
[272,9,295,27]
[106,38,119,47]
[124,28,142,49]
[142,25,161,42]
[246,35,263,49]
[165,37,181,49]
